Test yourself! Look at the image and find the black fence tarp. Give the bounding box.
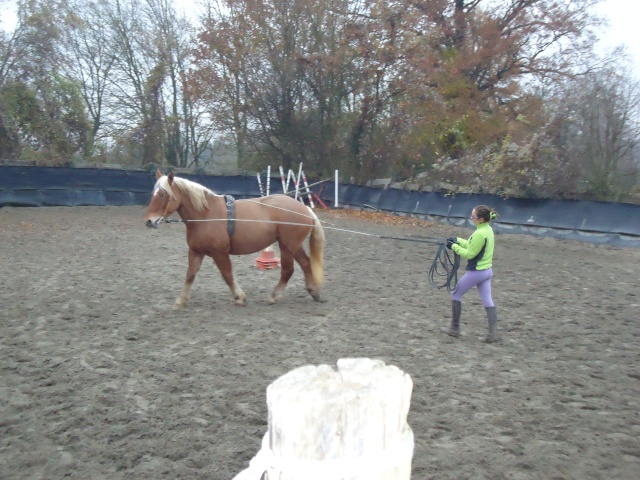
[1,166,639,247]
[0,166,263,207]
[316,181,640,247]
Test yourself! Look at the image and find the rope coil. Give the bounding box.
[428,243,460,292]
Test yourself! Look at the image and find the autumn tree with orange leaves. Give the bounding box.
[191,0,610,185]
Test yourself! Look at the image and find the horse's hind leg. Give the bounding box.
[211,253,246,306]
[268,246,295,304]
[175,249,204,310]
[294,248,321,301]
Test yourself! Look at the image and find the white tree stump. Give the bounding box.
[233,358,414,480]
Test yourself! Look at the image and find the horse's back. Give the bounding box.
[248,195,313,223]
[267,194,308,206]
[226,195,313,254]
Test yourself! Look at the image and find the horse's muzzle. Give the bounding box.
[145,218,160,228]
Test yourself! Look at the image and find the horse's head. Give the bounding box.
[143,169,181,228]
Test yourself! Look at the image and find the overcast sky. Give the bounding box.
[595,0,640,75]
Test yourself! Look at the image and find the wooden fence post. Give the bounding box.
[233,358,414,480]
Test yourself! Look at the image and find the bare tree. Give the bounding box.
[65,1,117,156]
[146,0,196,167]
[195,0,267,167]
[563,67,640,198]
[61,0,201,167]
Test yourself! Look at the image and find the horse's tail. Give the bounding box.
[308,207,325,286]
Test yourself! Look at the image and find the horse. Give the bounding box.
[143,169,325,309]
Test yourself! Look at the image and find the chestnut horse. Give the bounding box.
[143,170,325,308]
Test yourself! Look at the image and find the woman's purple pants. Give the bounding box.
[450,268,494,307]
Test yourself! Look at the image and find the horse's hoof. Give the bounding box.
[308,289,321,302]
[266,297,276,305]
[233,298,246,306]
[173,302,185,310]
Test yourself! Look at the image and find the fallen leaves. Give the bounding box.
[315,207,434,228]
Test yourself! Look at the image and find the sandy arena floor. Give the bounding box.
[1,205,639,479]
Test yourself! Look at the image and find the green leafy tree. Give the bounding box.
[0,0,90,162]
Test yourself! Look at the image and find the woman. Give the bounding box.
[443,205,499,343]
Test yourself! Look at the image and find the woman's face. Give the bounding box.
[470,208,482,225]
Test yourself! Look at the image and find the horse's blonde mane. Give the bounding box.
[158,175,219,212]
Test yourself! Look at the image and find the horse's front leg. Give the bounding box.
[175,249,204,310]
[211,253,246,306]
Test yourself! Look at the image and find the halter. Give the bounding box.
[147,185,176,228]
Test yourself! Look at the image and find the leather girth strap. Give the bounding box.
[224,194,236,237]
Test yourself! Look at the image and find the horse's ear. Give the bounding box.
[167,171,174,185]
[155,169,163,180]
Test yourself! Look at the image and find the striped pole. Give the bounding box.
[301,170,315,208]
[279,166,287,193]
[286,169,294,193]
[287,169,298,200]
[295,163,303,201]
[257,173,265,197]
[266,165,271,197]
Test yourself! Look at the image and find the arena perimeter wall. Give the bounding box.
[1,166,638,247]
